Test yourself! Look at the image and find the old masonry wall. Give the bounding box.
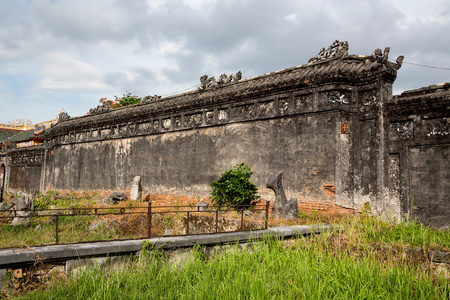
[3,43,448,226]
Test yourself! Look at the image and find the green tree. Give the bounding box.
[210,163,259,208]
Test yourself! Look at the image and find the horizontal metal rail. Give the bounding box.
[0,201,270,246]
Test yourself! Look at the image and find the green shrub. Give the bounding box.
[210,163,259,208]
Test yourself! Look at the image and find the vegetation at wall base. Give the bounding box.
[2,191,450,299]
[13,224,450,300]
[210,163,259,208]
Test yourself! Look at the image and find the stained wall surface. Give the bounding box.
[2,44,449,226]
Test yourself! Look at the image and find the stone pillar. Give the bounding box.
[130,176,142,201]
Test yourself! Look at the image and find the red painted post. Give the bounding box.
[240,209,244,231]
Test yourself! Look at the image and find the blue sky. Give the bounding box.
[0,0,449,124]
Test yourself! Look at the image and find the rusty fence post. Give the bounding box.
[147,201,152,238]
[265,201,269,230]
[55,215,59,244]
[186,211,190,235]
[215,210,219,233]
[240,209,244,231]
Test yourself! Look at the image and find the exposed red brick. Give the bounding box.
[322,184,335,197]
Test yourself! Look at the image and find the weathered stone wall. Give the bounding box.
[34,42,401,207]
[7,43,450,226]
[383,84,450,226]
[44,113,338,201]
[4,147,45,194]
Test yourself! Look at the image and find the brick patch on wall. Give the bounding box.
[322,184,335,197]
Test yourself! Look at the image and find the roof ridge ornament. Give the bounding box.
[141,95,162,104]
[57,108,70,123]
[308,40,349,63]
[198,71,242,91]
[371,47,404,70]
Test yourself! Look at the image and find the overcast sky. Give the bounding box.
[0,0,449,124]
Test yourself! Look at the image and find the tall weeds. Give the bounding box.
[18,226,449,300]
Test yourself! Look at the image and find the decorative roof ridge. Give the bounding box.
[51,41,403,132]
[0,128,23,132]
[392,82,450,99]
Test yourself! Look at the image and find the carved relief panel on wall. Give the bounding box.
[359,89,378,113]
[320,90,351,108]
[278,97,290,115]
[205,111,215,125]
[390,121,414,139]
[218,109,228,121]
[423,118,449,137]
[11,153,44,167]
[138,122,151,133]
[162,118,172,131]
[258,100,274,117]
[153,119,160,132]
[184,113,202,127]
[174,116,182,129]
[231,103,256,119]
[294,93,314,112]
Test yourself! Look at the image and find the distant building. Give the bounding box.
[0,119,57,149]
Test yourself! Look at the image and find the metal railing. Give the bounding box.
[0,201,270,246]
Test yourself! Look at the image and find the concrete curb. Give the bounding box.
[0,224,334,269]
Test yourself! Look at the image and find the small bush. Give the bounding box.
[210,163,259,208]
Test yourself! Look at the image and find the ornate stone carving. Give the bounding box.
[390,121,414,139]
[153,120,160,131]
[138,122,151,132]
[10,152,44,167]
[278,98,290,114]
[363,90,378,106]
[371,47,404,70]
[308,40,349,63]
[163,118,172,130]
[174,116,181,128]
[205,111,215,124]
[57,108,70,122]
[295,94,313,110]
[259,101,274,116]
[185,113,202,127]
[232,104,255,119]
[424,118,449,137]
[141,95,162,104]
[218,109,228,121]
[323,91,349,105]
[198,71,242,90]
[89,103,111,115]
[128,123,136,133]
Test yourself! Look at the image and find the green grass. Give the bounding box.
[16,235,449,300]
[0,192,146,247]
[364,220,450,249]
[0,215,122,247]
[342,214,450,250]
[2,192,449,299]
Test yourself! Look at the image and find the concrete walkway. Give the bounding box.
[0,224,333,269]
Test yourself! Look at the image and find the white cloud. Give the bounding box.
[35,52,111,92]
[0,0,449,123]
